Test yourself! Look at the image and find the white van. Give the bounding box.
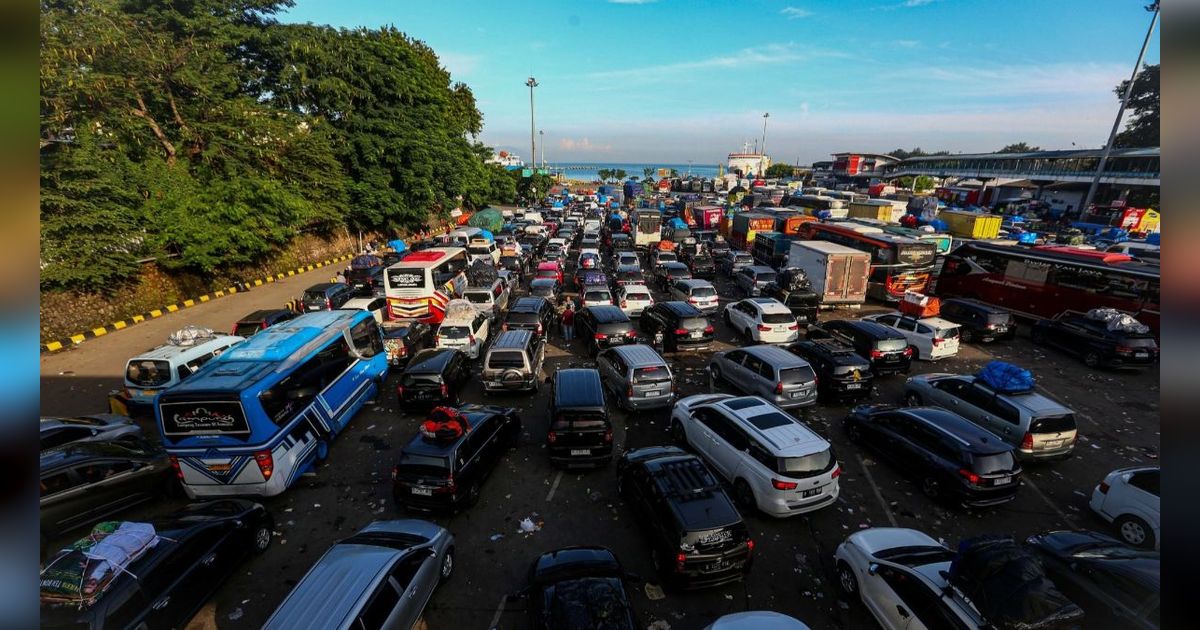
[447,227,484,248]
[436,299,491,359]
[462,279,511,322]
[467,238,500,265]
[523,210,544,225]
[123,328,244,411]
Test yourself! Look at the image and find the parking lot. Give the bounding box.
[39,247,1160,630]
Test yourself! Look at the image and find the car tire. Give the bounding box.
[906,392,922,407]
[1115,515,1155,549]
[733,479,756,512]
[439,546,456,584]
[836,561,859,596]
[745,328,756,344]
[960,328,973,343]
[921,476,941,500]
[908,346,920,361]
[709,364,723,386]
[253,523,272,554]
[464,480,482,507]
[1083,351,1102,369]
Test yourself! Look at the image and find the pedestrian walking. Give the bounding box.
[335,270,346,284]
[561,304,575,343]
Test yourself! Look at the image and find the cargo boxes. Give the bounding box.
[941,210,1003,240]
[787,241,870,306]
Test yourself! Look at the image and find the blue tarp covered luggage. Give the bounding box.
[388,239,407,253]
[976,361,1034,393]
[477,229,495,242]
[1017,232,1038,244]
[350,254,382,269]
[1145,233,1160,245]
[668,217,687,230]
[928,219,949,232]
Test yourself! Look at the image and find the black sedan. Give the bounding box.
[41,500,273,630]
[514,546,641,630]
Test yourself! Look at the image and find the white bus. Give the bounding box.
[384,247,469,323]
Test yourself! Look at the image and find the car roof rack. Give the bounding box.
[651,459,722,501]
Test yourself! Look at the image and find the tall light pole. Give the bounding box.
[1082,2,1158,212]
[539,130,545,169]
[760,112,770,177]
[525,77,538,172]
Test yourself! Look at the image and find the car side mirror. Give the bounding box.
[867,562,879,576]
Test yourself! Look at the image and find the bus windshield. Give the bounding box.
[387,268,427,289]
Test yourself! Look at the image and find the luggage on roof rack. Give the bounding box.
[949,535,1085,630]
[975,360,1035,394]
[168,325,216,346]
[41,521,160,609]
[1084,308,1150,334]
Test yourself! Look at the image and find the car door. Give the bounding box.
[736,354,766,395]
[955,384,1007,435]
[688,407,723,466]
[927,376,973,415]
[699,412,744,478]
[140,526,227,629]
[1121,469,1160,524]
[718,350,747,390]
[40,468,89,534]
[893,318,922,352]
[75,460,149,523]
[860,564,920,630]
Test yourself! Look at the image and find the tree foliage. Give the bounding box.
[887,147,952,160]
[1114,63,1159,148]
[40,0,509,291]
[998,142,1040,153]
[765,163,794,179]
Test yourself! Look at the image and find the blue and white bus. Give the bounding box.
[154,310,389,498]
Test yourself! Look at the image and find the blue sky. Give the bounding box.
[281,0,1160,165]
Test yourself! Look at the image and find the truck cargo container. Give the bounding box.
[848,199,906,223]
[940,210,1003,239]
[751,231,794,268]
[786,241,870,306]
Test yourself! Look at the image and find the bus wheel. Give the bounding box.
[315,439,330,463]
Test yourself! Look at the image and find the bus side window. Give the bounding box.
[318,338,354,382]
[350,320,383,358]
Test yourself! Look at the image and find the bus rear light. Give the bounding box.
[254,450,274,480]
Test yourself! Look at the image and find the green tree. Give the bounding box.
[597,168,611,182]
[642,167,653,180]
[1114,63,1159,148]
[614,169,627,181]
[998,142,1040,153]
[765,163,794,179]
[887,148,951,160]
[669,168,679,177]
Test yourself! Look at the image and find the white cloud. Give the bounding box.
[587,43,848,82]
[558,137,613,152]
[909,62,1127,96]
[780,6,813,19]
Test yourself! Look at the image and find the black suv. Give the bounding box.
[617,446,753,589]
[612,264,646,288]
[383,321,434,367]
[518,547,640,630]
[640,301,714,352]
[346,265,386,297]
[392,405,521,511]
[503,296,556,340]
[232,309,297,337]
[843,405,1023,508]
[938,298,1017,343]
[396,348,470,406]
[546,369,613,467]
[575,305,639,355]
[761,286,820,327]
[684,253,716,279]
[788,339,875,402]
[302,282,354,311]
[1031,310,1159,369]
[807,319,912,375]
[655,262,693,290]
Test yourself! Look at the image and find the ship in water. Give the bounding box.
[486,151,525,171]
[726,141,770,178]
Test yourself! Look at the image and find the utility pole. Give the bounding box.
[1082,2,1158,212]
[760,112,770,176]
[525,77,538,173]
[539,130,545,169]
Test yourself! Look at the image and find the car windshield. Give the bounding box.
[1031,414,1077,433]
[971,451,1018,475]
[487,351,526,369]
[762,312,794,324]
[126,359,172,387]
[464,291,492,304]
[777,448,833,477]
[440,326,470,339]
[633,366,671,384]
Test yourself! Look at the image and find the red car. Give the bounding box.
[536,262,564,284]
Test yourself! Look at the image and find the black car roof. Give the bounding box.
[899,408,1013,454]
[532,546,622,584]
[402,409,499,456]
[511,296,549,311]
[553,369,605,408]
[305,282,342,293]
[659,301,704,317]
[637,451,742,531]
[404,348,459,373]
[838,319,907,340]
[794,339,867,364]
[237,309,292,323]
[587,305,629,323]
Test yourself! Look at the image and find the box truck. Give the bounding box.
[786,240,870,306]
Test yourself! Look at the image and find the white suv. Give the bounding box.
[861,312,961,361]
[670,394,840,518]
[723,297,800,344]
[1089,465,1160,549]
[436,300,490,359]
[615,284,654,318]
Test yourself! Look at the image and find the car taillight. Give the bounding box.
[502,323,508,331]
[758,324,771,331]
[986,323,997,330]
[230,325,237,335]
[1098,481,1110,494]
[1021,431,1034,450]
[391,466,398,481]
[1115,345,1133,354]
[688,298,698,304]
[746,539,755,553]
[440,383,449,398]
[788,323,799,330]
[626,329,638,337]
[903,347,913,356]
[396,384,405,399]
[627,384,634,397]
[621,300,627,308]
[594,332,607,340]
[703,325,714,334]
[932,337,945,345]
[831,464,841,479]
[771,478,798,490]
[775,381,784,395]
[325,298,332,310]
[547,431,557,444]
[870,349,883,358]
[674,328,688,335]
[535,323,543,334]
[254,450,274,480]
[468,334,476,345]
[168,455,183,479]
[675,552,687,571]
[436,473,456,494]
[604,428,613,442]
[957,468,980,485]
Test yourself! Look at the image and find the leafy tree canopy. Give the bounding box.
[1114,63,1159,148]
[998,142,1040,153]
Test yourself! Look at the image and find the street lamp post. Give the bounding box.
[1082,2,1159,212]
[539,130,545,169]
[760,112,770,177]
[525,77,538,174]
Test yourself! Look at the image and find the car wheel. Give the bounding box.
[671,419,689,447]
[836,561,859,596]
[959,328,973,343]
[465,480,482,507]
[745,328,756,344]
[921,476,941,500]
[253,523,272,553]
[1116,515,1155,549]
[1083,352,1101,368]
[709,364,723,386]
[905,392,922,407]
[845,422,863,444]
[439,546,456,584]
[734,479,756,512]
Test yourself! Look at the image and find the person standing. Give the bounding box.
[561,303,575,343]
[335,270,346,284]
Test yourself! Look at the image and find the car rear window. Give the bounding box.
[779,366,817,384]
[1123,337,1158,348]
[537,269,558,278]
[936,326,960,339]
[680,317,709,329]
[401,373,442,387]
[439,326,469,339]
[585,290,612,302]
[754,271,776,283]
[986,312,1012,324]
[233,322,263,337]
[777,448,834,477]
[970,451,1018,475]
[507,312,539,324]
[875,338,908,352]
[735,254,753,263]
[397,453,450,477]
[126,360,172,387]
[1030,414,1077,434]
[762,312,795,324]
[833,364,869,376]
[487,350,526,369]
[632,366,671,384]
[625,292,651,301]
[464,291,492,304]
[689,286,717,298]
[552,413,608,430]
[303,291,328,305]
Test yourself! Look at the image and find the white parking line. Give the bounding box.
[854,453,898,527]
[1022,475,1075,524]
[487,594,507,629]
[545,470,564,502]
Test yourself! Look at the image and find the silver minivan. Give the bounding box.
[596,344,675,411]
[904,373,1079,460]
[708,345,818,409]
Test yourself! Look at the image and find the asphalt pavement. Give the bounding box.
[39,249,1161,630]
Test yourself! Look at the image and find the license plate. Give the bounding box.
[1135,352,1148,358]
[993,477,1012,486]
[884,355,899,362]
[704,560,732,572]
[411,486,433,496]
[789,391,803,399]
[845,383,863,390]
[207,463,232,473]
[1041,439,1063,449]
[690,331,702,339]
[643,390,661,397]
[570,449,590,456]
[801,488,821,498]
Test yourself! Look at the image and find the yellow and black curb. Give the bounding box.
[41,253,357,354]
